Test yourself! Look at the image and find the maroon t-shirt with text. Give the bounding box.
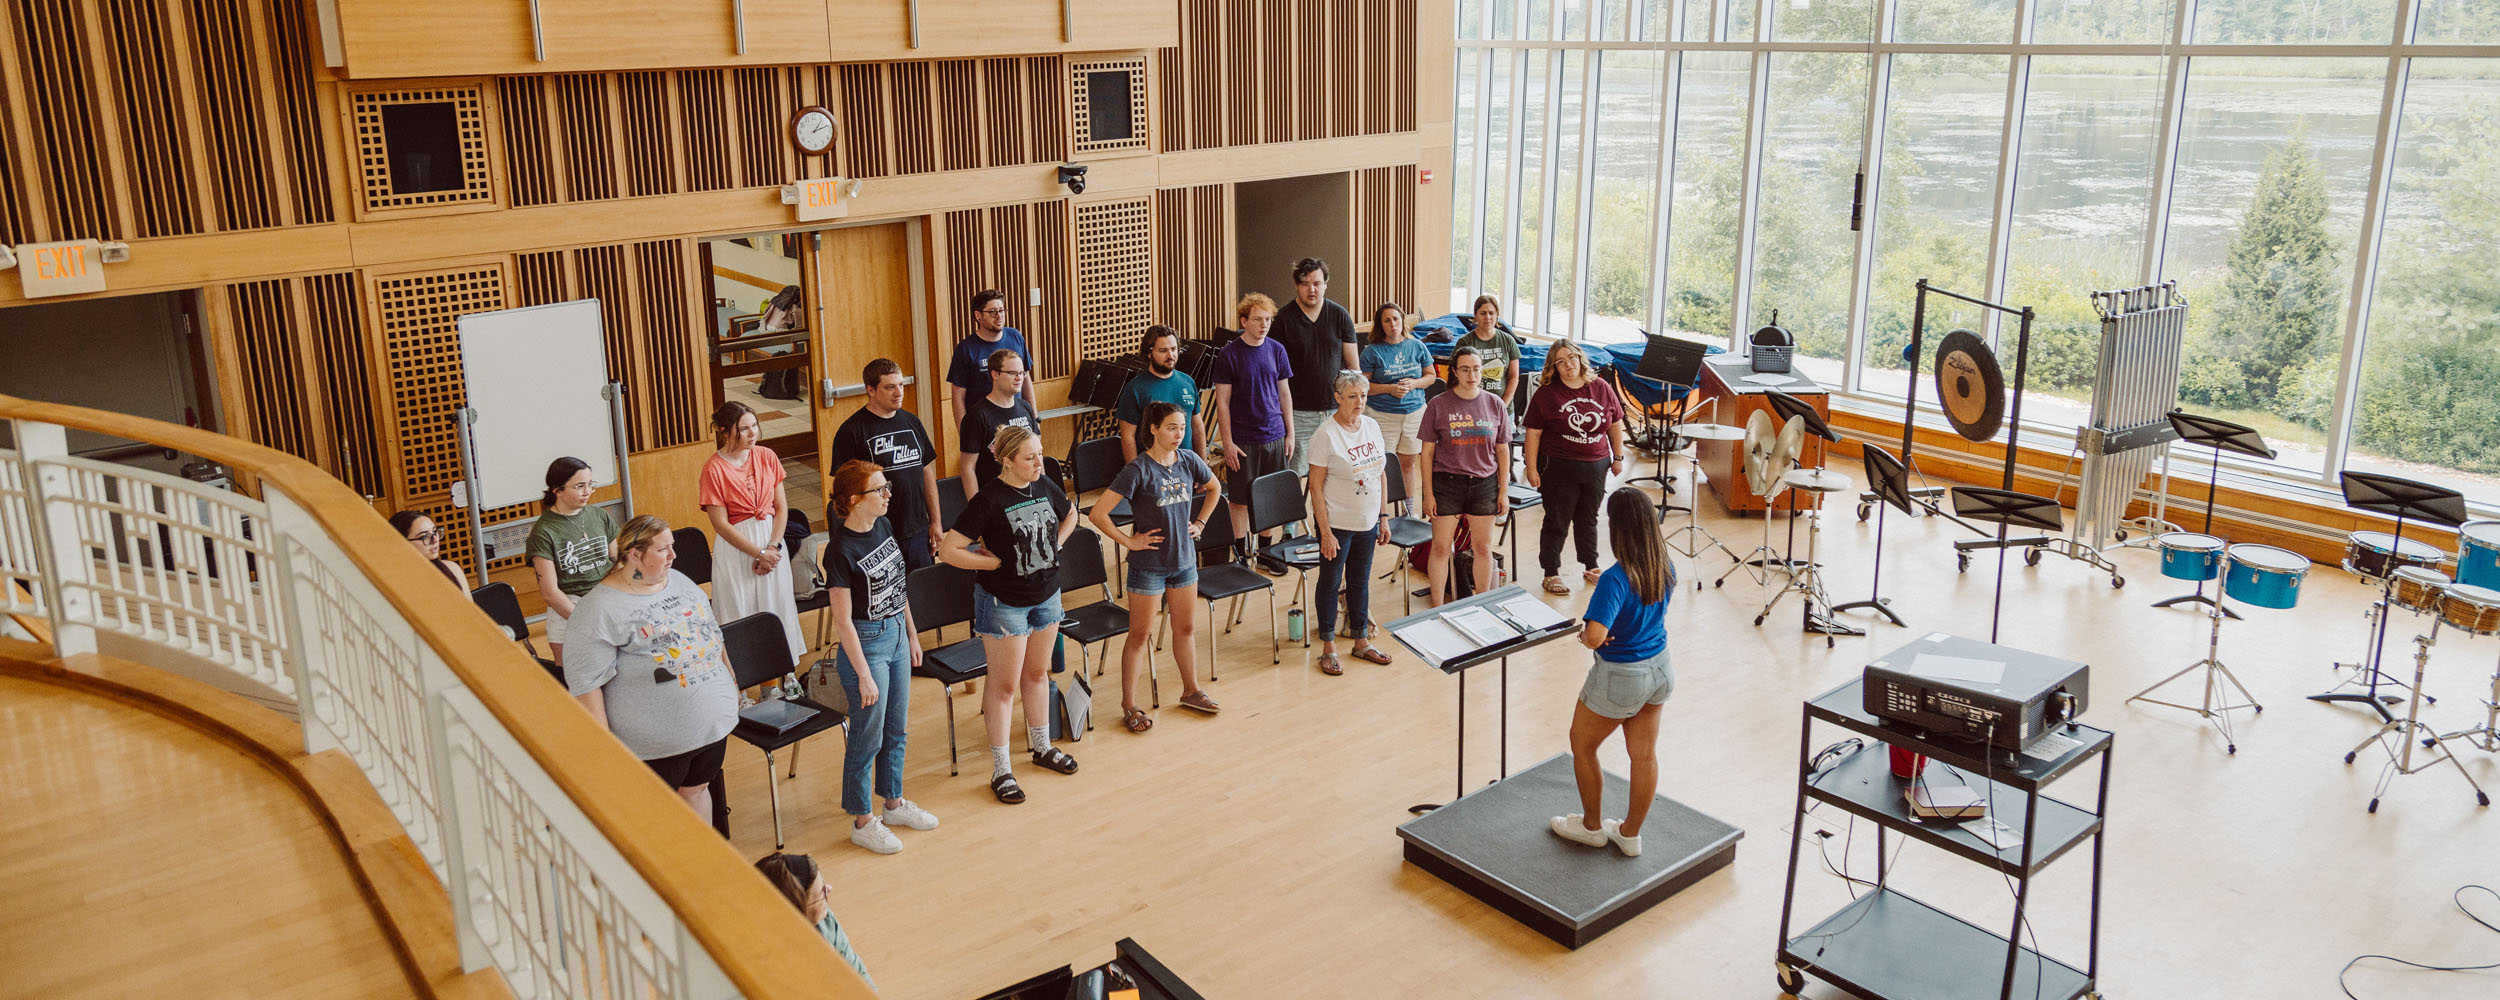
[1522,379,1624,463]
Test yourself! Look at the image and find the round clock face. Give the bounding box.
[792,107,834,155]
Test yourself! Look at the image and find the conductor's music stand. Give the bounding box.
[2311,471,2468,722]
[1753,392,1862,645]
[1951,487,2065,644]
[2151,410,2275,619]
[1832,443,1911,628]
[1621,334,1710,507]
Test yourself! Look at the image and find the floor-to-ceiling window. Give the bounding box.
[1451,0,2500,506]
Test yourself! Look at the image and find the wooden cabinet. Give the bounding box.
[1691,355,1830,515]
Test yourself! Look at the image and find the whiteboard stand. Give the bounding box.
[454,381,636,577]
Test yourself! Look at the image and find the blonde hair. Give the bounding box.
[614,514,669,560]
[1236,292,1277,321]
[990,424,1042,463]
[1539,340,1590,388]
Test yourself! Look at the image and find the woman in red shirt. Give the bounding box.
[700,401,805,661]
[1522,340,1626,595]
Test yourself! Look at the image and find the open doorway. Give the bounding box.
[0,290,220,478]
[700,233,815,455]
[1235,172,1351,306]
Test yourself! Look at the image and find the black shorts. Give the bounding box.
[1226,437,1292,500]
[1431,471,1500,517]
[643,736,728,789]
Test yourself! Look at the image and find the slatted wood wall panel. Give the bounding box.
[1159,0,1414,152]
[944,201,1076,381]
[1074,198,1152,364]
[733,67,801,190]
[937,59,981,172]
[981,58,1027,169]
[507,241,705,452]
[554,73,616,202]
[227,278,312,462]
[189,0,280,230]
[837,64,889,178]
[303,271,382,496]
[833,56,1063,180]
[617,71,672,198]
[497,77,554,206]
[1151,184,1231,339]
[373,264,508,503]
[1025,57,1068,165]
[222,271,386,498]
[11,0,122,241]
[262,0,334,224]
[888,61,936,176]
[1349,164,1417,316]
[99,0,199,237]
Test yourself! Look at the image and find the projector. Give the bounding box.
[1863,633,2087,752]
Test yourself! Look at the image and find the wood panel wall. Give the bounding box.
[1348,164,1418,318]
[210,270,386,499]
[941,201,1074,380]
[0,0,336,245]
[1159,0,1417,153]
[1150,183,1232,340]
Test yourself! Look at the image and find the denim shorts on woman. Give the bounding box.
[1125,561,1199,596]
[972,586,1064,638]
[1578,648,1674,719]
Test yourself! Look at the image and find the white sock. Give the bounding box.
[989,745,1012,778]
[1027,725,1053,754]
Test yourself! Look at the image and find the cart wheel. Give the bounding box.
[2253,704,2262,713]
[1826,635,1836,650]
[2025,548,2044,567]
[2426,694,2438,705]
[2111,575,2125,589]
[1856,504,1871,522]
[1956,553,1971,573]
[2479,791,2490,807]
[1776,963,1805,994]
[2368,797,2379,814]
[2344,750,2357,765]
[2115,529,2130,542]
[2226,743,2236,754]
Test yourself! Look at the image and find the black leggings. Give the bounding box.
[1538,456,1609,577]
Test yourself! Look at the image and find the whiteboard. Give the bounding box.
[456,299,621,511]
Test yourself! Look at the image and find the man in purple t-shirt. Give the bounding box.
[1211,293,1294,549]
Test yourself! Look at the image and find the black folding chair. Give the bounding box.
[906,563,989,775]
[1069,436,1136,592]
[672,526,713,587]
[723,612,847,849]
[1377,462,1436,616]
[1164,511,1277,679]
[1249,470,1323,645]
[1056,527,1148,711]
[936,476,968,531]
[470,582,565,684]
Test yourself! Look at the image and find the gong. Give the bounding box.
[1934,329,2005,442]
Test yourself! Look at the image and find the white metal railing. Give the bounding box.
[0,408,849,999]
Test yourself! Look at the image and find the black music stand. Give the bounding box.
[1951,487,2065,644]
[1832,443,1911,628]
[1621,334,1710,508]
[1384,585,1583,813]
[2309,472,2468,722]
[2150,410,2275,618]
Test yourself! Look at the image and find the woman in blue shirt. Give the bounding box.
[1550,489,1676,858]
[1360,302,1432,509]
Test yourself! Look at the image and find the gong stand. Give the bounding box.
[1915,282,2056,568]
[1876,279,1998,539]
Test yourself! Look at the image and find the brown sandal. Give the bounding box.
[1318,653,1344,676]
[1122,707,1154,733]
[1350,643,1393,665]
[1179,691,1221,714]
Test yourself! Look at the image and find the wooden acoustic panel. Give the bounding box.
[943,201,1076,382]
[1068,56,1149,156]
[347,82,497,217]
[372,264,507,502]
[1349,164,1416,317]
[219,271,387,500]
[1075,197,1152,364]
[1151,184,1230,339]
[1158,0,1415,153]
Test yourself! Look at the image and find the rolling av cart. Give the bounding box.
[1775,678,2112,1000]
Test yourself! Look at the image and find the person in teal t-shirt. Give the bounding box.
[757,852,876,988]
[1360,303,1434,502]
[1114,324,1202,462]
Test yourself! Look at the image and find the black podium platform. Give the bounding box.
[1397,752,1742,948]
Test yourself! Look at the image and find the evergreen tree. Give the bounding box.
[2205,139,2341,413]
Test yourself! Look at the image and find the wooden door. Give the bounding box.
[809,221,922,513]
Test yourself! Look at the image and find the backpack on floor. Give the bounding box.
[1047,636,1086,741]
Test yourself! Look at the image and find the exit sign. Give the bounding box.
[14,240,105,298]
[793,177,846,222]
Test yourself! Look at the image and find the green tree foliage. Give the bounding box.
[2350,97,2500,474]
[2184,139,2344,409]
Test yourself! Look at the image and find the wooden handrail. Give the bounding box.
[0,394,869,998]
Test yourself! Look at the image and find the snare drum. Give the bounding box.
[2455,521,2500,590]
[2155,532,2226,582]
[2343,530,2444,581]
[2390,566,2450,613]
[2224,544,2309,610]
[2436,583,2500,636]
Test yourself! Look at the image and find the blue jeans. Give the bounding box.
[972,587,1063,638]
[1317,527,1377,637]
[831,616,911,816]
[1126,561,1199,596]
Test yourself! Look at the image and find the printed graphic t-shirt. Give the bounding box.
[829,408,937,537]
[957,395,1040,486]
[822,518,908,621]
[1361,337,1435,414]
[1107,450,1217,575]
[1420,389,1513,478]
[951,476,1072,607]
[1114,369,1202,455]
[1523,378,1626,463]
[526,505,618,598]
[562,571,737,760]
[1307,414,1387,529]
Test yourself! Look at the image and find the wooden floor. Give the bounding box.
[0,675,417,999]
[718,457,2500,999]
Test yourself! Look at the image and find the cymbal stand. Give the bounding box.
[1718,483,1803,589]
[2344,623,2491,812]
[2440,646,2500,753]
[1752,485,1862,648]
[1658,398,1742,586]
[2126,594,2261,754]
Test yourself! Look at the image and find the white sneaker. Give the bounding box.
[849,816,902,855]
[1606,819,1642,858]
[881,798,939,831]
[1549,814,1609,847]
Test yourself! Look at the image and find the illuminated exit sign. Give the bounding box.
[13,240,106,298]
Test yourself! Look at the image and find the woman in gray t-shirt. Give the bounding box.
[563,515,738,816]
[1088,401,1224,732]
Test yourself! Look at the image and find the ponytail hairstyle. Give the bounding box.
[1369,302,1405,344]
[990,423,1042,464]
[1140,400,1182,436]
[829,460,883,520]
[613,514,670,562]
[755,852,820,914]
[711,401,756,449]
[1605,488,1673,602]
[541,457,592,510]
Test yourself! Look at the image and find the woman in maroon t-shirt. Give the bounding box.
[1522,340,1625,595]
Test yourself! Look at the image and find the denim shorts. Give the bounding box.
[972,586,1064,638]
[1125,561,1199,596]
[1578,649,1674,719]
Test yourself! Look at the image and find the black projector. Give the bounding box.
[1863,633,2088,751]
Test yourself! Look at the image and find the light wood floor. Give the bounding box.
[714,457,2500,999]
[0,675,418,999]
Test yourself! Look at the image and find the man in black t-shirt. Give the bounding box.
[1271,257,1359,477]
[957,348,1040,493]
[828,358,944,568]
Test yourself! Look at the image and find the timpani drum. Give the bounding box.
[2155,532,2226,583]
[2223,544,2309,611]
[2455,520,2500,590]
[2342,530,2444,581]
[2435,583,2500,637]
[2389,566,2452,614]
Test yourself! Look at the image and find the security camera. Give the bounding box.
[1057,163,1088,195]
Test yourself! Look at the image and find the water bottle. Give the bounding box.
[1286,608,1306,642]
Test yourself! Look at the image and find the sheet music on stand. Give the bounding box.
[1385,585,1583,673]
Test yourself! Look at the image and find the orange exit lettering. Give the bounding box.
[33,244,86,280]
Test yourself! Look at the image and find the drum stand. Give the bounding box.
[1752,475,1863,648]
[1660,421,1745,586]
[2315,472,2468,723]
[2153,412,2273,618]
[2440,648,2500,754]
[2127,596,2261,754]
[2344,626,2491,812]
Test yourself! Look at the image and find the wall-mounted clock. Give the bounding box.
[792,106,835,157]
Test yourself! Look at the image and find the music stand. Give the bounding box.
[2310,471,2468,721]
[2150,411,2275,618]
[1622,335,1710,505]
[1951,487,2065,644]
[1832,444,1911,628]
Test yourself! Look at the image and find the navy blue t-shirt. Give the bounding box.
[944,328,1032,397]
[1584,564,1669,662]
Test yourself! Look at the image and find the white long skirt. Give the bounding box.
[712,518,806,663]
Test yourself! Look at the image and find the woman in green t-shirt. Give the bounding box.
[1464,294,1523,410]
[525,456,616,665]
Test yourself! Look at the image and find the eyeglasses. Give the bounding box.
[978,307,1006,316]
[856,484,892,497]
[406,530,439,543]
[995,368,1027,376]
